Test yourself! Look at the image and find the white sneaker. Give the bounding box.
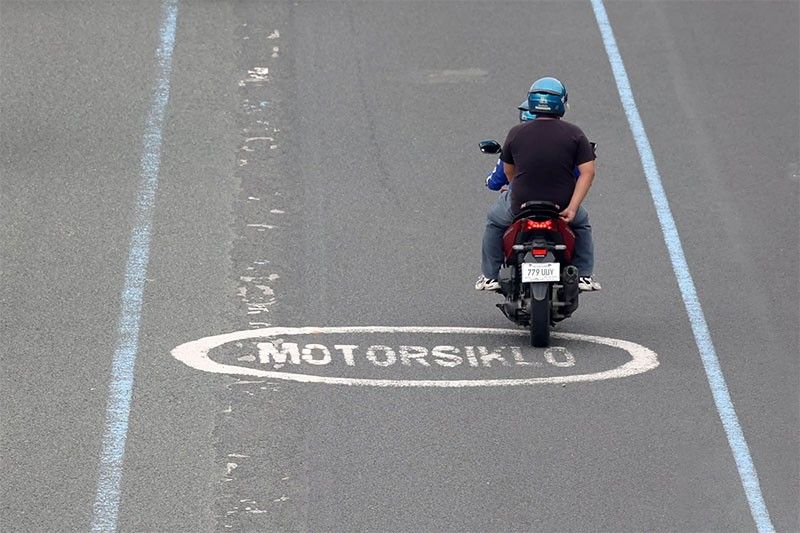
[475,275,501,291]
[578,276,602,292]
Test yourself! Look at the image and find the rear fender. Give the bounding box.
[530,282,549,301]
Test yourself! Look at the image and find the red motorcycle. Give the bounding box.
[479,140,582,347]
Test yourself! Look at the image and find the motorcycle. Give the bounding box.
[478,139,591,347]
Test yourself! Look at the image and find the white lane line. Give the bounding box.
[171,326,659,387]
[588,1,775,531]
[90,1,178,531]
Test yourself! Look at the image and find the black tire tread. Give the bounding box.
[530,286,551,347]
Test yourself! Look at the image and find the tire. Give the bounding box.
[530,285,551,347]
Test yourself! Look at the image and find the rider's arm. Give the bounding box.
[561,160,595,222]
[486,159,509,190]
[500,125,520,183]
[503,162,516,183]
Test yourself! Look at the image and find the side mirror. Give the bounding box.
[479,140,501,154]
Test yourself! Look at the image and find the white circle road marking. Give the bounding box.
[170,326,659,387]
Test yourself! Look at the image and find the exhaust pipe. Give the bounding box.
[563,265,579,303]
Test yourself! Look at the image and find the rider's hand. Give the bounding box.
[500,185,509,192]
[559,206,577,223]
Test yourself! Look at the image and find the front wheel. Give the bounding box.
[529,285,551,347]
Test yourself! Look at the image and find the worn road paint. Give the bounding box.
[90,1,178,532]
[171,326,658,387]
[425,68,488,83]
[589,1,774,531]
[252,342,574,369]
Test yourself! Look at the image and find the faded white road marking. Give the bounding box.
[171,326,658,387]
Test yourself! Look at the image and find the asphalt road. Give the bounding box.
[2,1,798,532]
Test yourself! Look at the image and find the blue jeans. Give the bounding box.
[481,190,595,279]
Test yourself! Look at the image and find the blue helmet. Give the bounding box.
[527,77,568,117]
[517,100,536,122]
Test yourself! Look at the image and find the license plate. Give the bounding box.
[521,262,560,283]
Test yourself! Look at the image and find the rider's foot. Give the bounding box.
[579,276,602,292]
[475,275,501,292]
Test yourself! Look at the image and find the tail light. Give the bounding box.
[532,248,548,257]
[524,219,553,230]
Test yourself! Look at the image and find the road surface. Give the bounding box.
[2,1,798,531]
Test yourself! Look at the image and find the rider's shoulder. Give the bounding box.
[553,118,579,128]
[553,119,589,139]
[504,122,528,144]
[507,122,527,135]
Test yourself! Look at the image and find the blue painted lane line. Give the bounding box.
[588,1,775,531]
[90,1,179,531]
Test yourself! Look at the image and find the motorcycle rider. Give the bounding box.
[476,77,601,292]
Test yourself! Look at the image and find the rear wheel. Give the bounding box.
[530,286,551,347]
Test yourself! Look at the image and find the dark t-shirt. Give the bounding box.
[500,118,594,214]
